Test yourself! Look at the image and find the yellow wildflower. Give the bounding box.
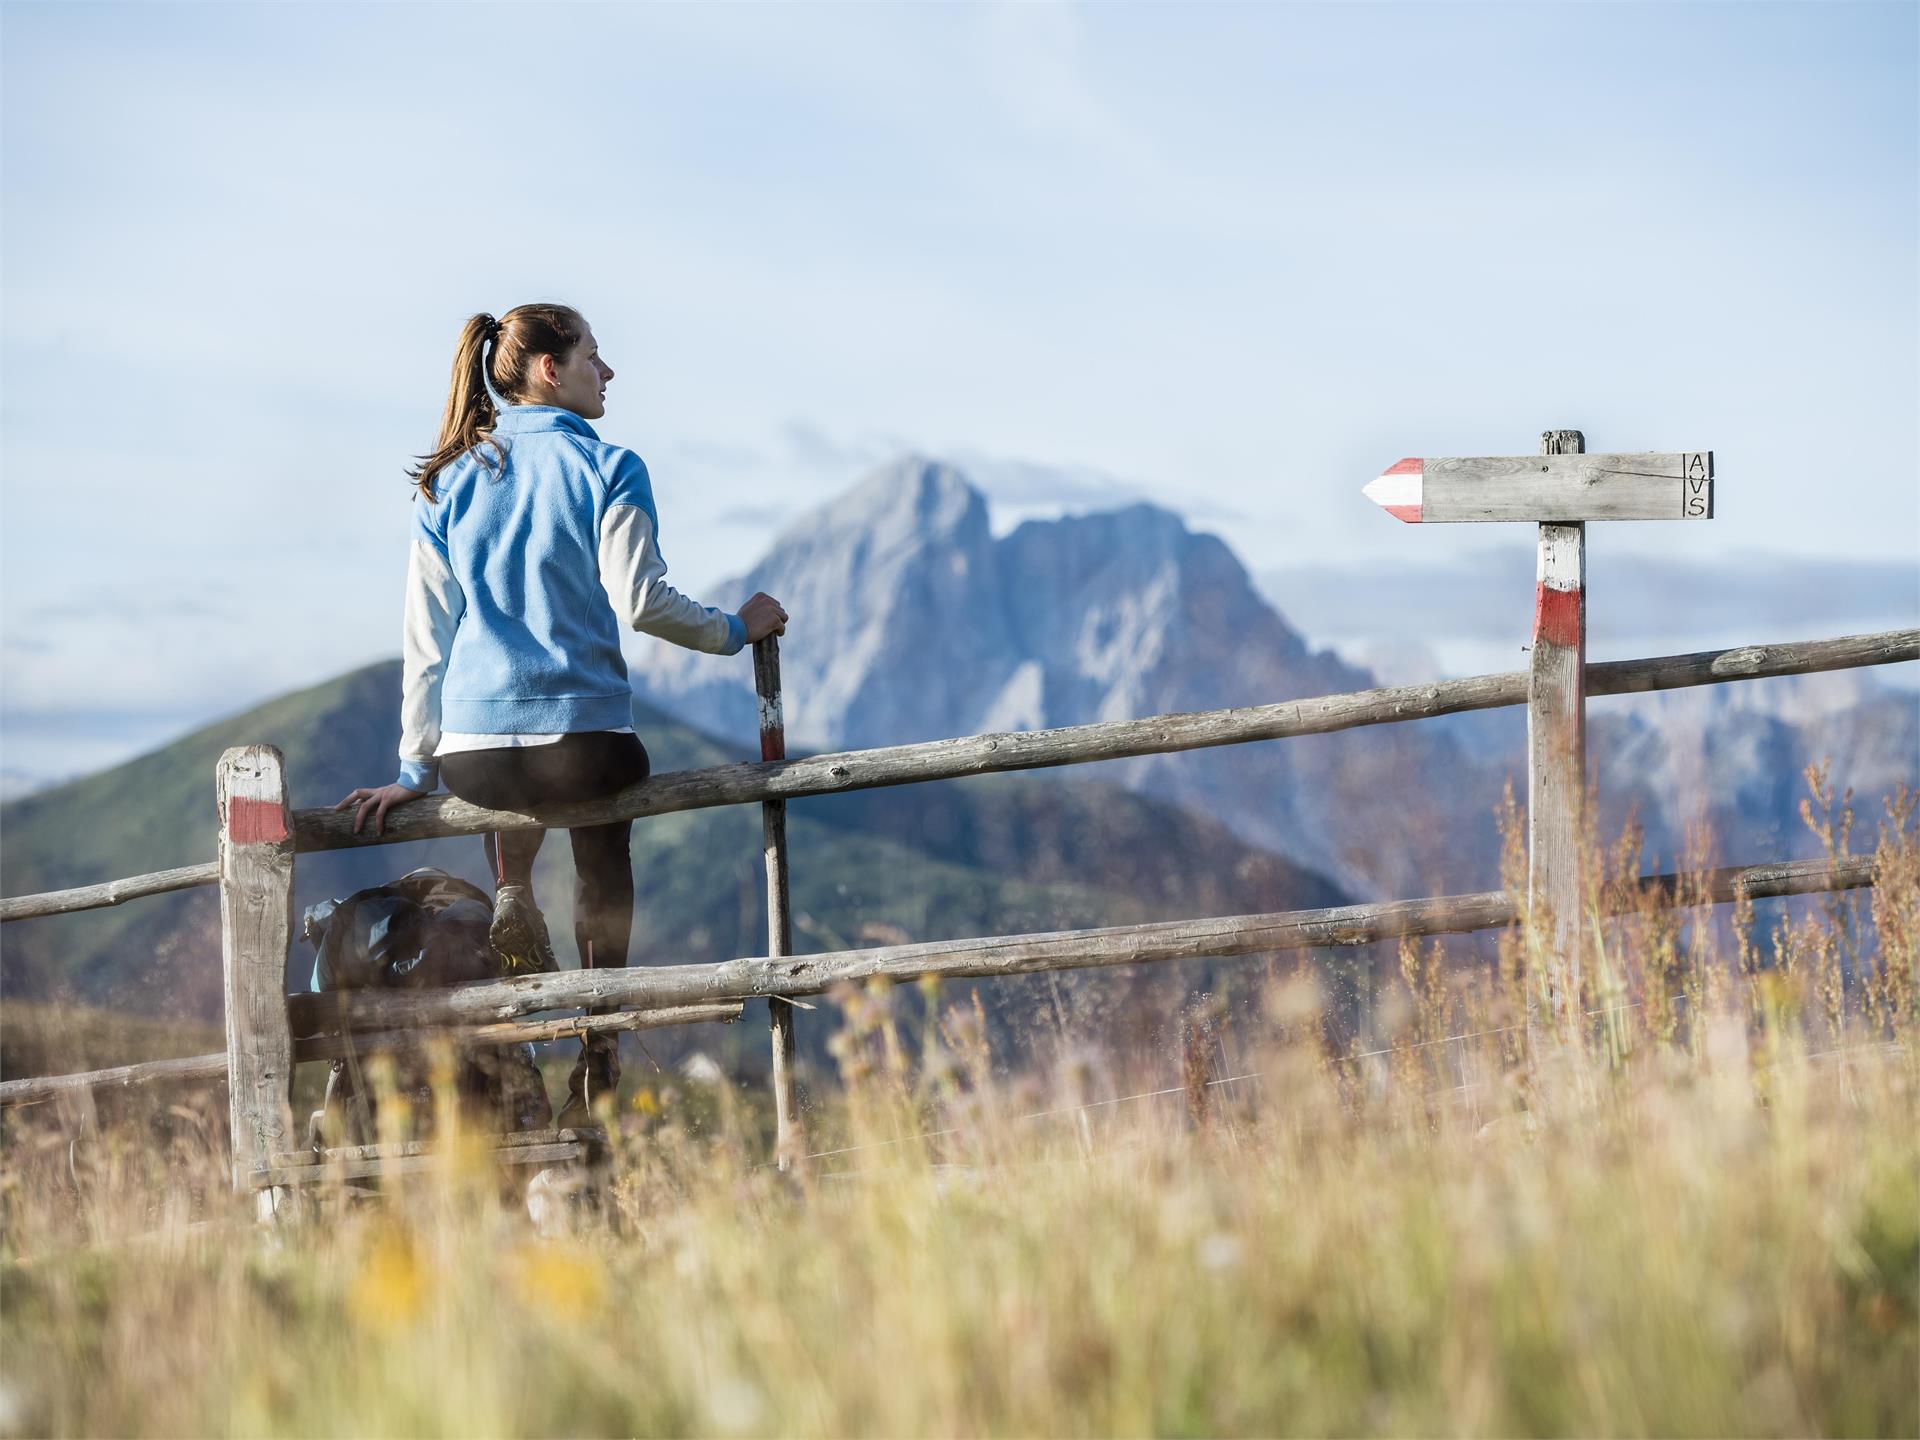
[348,1227,424,1332]
[510,1242,606,1321]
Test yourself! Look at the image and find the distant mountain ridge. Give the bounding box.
[1588,676,1919,868]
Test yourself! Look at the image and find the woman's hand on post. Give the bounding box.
[740,592,789,643]
[333,783,427,837]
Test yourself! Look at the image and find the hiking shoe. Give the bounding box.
[487,1042,554,1132]
[490,882,560,976]
[555,1033,621,1130]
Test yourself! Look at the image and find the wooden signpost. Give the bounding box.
[1365,432,1716,1038]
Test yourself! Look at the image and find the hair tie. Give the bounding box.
[481,313,501,342]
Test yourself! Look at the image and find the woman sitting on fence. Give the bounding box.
[335,303,788,1126]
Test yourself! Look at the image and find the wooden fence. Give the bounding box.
[3,625,1915,1197]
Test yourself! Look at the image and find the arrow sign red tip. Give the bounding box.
[1363,458,1423,523]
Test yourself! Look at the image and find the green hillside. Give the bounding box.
[1,661,1348,1069]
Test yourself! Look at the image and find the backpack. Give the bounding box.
[298,867,552,1141]
[301,866,501,994]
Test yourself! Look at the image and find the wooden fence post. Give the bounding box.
[217,745,297,1216]
[1180,1001,1219,1131]
[753,637,803,1171]
[1528,429,1587,1038]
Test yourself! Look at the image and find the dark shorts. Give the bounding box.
[439,730,650,812]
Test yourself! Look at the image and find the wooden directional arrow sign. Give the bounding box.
[1364,451,1714,523]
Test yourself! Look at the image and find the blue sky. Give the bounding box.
[2,1,1915,788]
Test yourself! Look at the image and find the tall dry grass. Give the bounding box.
[1,774,1914,1436]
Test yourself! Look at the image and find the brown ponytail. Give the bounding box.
[409,303,588,501]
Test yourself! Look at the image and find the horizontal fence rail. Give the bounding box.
[0,1001,745,1110]
[284,854,1874,1038]
[0,861,221,925]
[4,628,1911,925]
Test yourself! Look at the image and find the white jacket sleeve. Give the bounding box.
[396,536,466,791]
[599,502,746,655]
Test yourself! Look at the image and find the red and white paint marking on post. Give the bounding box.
[758,690,786,765]
[225,794,290,846]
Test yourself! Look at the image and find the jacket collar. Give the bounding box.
[492,404,599,440]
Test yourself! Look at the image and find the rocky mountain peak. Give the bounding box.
[1010,500,1192,551]
[778,455,990,557]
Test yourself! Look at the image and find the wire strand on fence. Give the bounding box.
[786,984,1914,1169]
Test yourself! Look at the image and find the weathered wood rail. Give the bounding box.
[0,1002,744,1110]
[4,628,1911,923]
[282,854,1873,1036]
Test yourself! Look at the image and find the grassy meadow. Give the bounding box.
[1,774,1915,1437]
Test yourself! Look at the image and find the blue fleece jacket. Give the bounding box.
[395,405,745,791]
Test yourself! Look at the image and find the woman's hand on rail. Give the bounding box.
[333,783,427,837]
[740,591,789,643]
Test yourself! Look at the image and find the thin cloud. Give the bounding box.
[714,503,793,528]
[978,1,1154,168]
[945,450,1249,527]
[781,419,902,475]
[24,592,237,627]
[661,436,768,472]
